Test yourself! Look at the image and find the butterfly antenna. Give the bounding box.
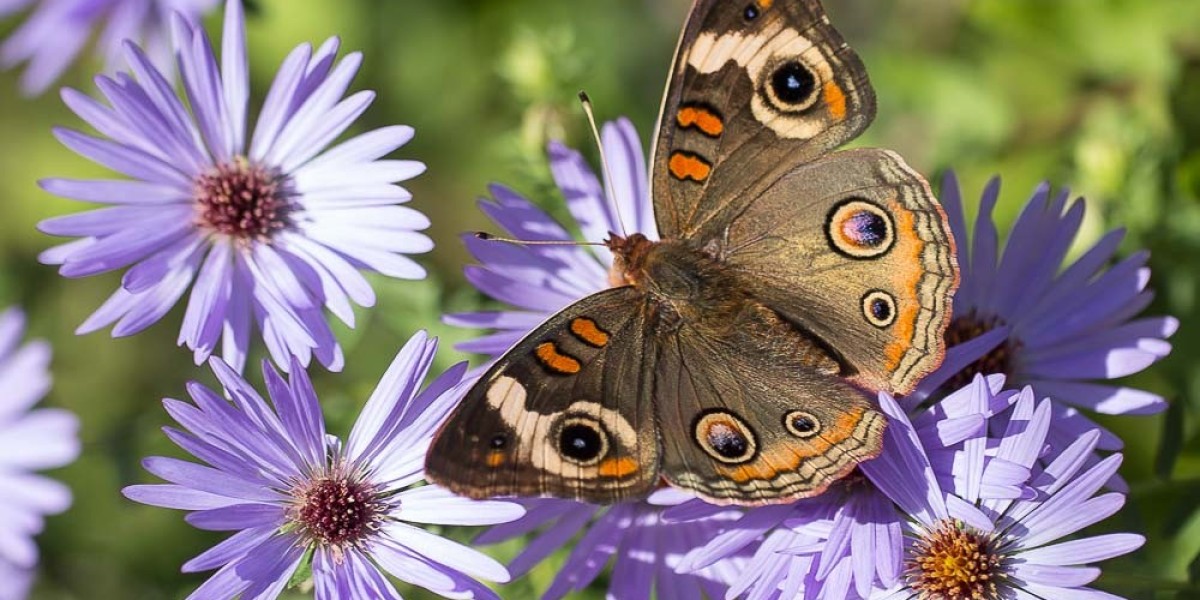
[578,90,629,237]
[473,232,607,247]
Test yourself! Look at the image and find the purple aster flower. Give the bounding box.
[39,0,430,373]
[476,494,745,599]
[122,332,524,599]
[938,172,1177,448]
[443,116,655,357]
[1,0,219,96]
[862,386,1143,600]
[0,308,80,600]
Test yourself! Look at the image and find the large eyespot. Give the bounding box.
[764,60,820,112]
[694,410,758,464]
[556,417,609,466]
[826,199,894,259]
[861,290,897,328]
[783,411,822,438]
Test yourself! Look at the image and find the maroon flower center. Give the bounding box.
[907,519,1005,599]
[942,311,1019,391]
[292,476,385,549]
[193,158,291,241]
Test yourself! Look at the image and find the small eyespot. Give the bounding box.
[826,199,895,259]
[694,411,758,464]
[764,60,819,112]
[556,418,609,466]
[489,433,508,449]
[744,4,760,20]
[784,411,821,438]
[862,290,897,328]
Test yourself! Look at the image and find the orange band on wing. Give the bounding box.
[486,451,505,467]
[883,204,923,371]
[535,342,581,374]
[570,317,610,347]
[598,456,639,478]
[724,408,863,483]
[668,152,712,182]
[756,0,774,8]
[676,106,724,137]
[824,81,847,122]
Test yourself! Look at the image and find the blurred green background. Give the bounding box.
[0,0,1197,598]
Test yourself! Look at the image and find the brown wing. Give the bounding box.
[719,149,958,394]
[425,287,661,503]
[651,298,886,506]
[650,0,876,239]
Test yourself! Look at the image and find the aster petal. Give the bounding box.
[314,548,403,600]
[249,42,312,160]
[182,526,280,573]
[222,0,248,152]
[179,239,233,361]
[279,91,379,172]
[186,503,286,531]
[1028,380,1166,415]
[861,393,947,526]
[283,236,376,307]
[370,541,459,595]
[121,483,241,511]
[58,216,193,277]
[120,40,207,164]
[679,503,791,572]
[503,503,595,578]
[39,178,188,205]
[52,128,190,186]
[396,486,524,526]
[1010,564,1101,587]
[300,125,414,172]
[141,456,286,503]
[345,331,434,459]
[603,117,654,236]
[384,522,511,583]
[1014,533,1144,567]
[264,52,363,166]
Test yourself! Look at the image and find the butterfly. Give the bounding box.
[425,0,958,506]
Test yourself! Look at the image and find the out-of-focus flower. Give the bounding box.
[40,0,430,373]
[1,0,220,96]
[123,332,523,599]
[937,172,1177,448]
[0,308,80,600]
[443,116,654,358]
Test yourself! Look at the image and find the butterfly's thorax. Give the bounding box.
[609,233,840,373]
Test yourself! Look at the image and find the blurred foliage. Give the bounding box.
[0,0,1195,598]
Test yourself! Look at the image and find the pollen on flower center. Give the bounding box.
[193,158,292,240]
[292,475,385,550]
[907,519,1005,600]
[943,310,1019,390]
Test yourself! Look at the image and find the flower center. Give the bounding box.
[193,157,291,241]
[942,311,1019,390]
[907,519,1005,600]
[292,475,385,550]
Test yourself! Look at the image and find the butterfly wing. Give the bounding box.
[426,287,662,503]
[651,301,886,505]
[718,148,958,394]
[650,0,876,238]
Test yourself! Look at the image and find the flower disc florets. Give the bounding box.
[194,157,292,242]
[290,467,388,557]
[907,519,1004,600]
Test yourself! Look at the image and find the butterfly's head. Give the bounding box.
[605,232,655,288]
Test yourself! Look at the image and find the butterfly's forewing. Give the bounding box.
[425,287,662,503]
[650,0,876,239]
[652,305,885,505]
[720,148,958,394]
